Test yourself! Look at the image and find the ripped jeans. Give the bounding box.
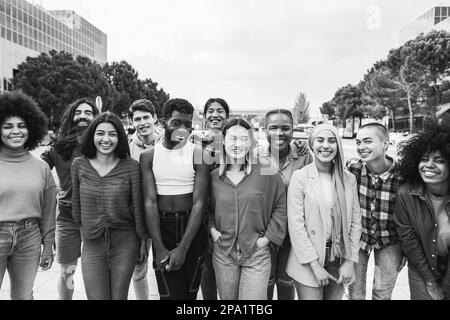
[153,211,207,300]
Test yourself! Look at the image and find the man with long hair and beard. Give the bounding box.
[41,98,99,300]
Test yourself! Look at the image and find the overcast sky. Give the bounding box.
[40,0,442,115]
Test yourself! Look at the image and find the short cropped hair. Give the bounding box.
[0,91,48,150]
[265,109,294,126]
[80,112,130,159]
[128,99,156,119]
[398,120,450,185]
[203,98,230,118]
[358,122,389,140]
[162,98,194,120]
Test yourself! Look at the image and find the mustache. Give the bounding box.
[74,118,91,125]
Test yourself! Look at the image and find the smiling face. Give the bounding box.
[265,113,293,154]
[205,102,228,131]
[93,122,119,156]
[73,103,95,128]
[418,150,449,187]
[164,111,193,145]
[224,125,252,163]
[1,116,29,150]
[356,126,388,163]
[312,130,338,164]
[131,110,155,138]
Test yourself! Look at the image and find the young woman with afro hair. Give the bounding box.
[394,121,450,300]
[0,91,56,300]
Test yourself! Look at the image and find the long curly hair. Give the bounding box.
[398,120,450,185]
[55,98,99,160]
[0,91,48,151]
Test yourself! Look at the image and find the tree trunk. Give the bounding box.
[390,109,396,132]
[407,90,414,133]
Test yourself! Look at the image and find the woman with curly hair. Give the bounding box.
[394,121,450,300]
[0,91,56,300]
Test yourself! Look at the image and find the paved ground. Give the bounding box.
[0,139,411,300]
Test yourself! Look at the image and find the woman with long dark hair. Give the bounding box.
[71,112,148,300]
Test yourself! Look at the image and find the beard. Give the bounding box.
[74,118,91,127]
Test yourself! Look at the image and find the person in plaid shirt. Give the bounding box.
[346,123,406,300]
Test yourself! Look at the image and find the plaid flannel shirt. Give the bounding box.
[345,156,404,253]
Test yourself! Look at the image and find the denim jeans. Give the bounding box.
[213,242,272,300]
[200,237,218,300]
[348,242,403,300]
[294,260,344,300]
[132,238,151,300]
[153,211,207,300]
[408,266,433,300]
[268,239,295,300]
[0,219,41,300]
[81,228,139,300]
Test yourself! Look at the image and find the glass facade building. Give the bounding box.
[0,0,107,91]
[398,4,450,45]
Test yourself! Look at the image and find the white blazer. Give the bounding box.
[286,163,362,287]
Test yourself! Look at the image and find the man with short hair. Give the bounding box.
[346,123,405,300]
[140,98,210,300]
[41,98,99,300]
[128,99,161,300]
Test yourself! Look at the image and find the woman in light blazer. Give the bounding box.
[286,124,361,300]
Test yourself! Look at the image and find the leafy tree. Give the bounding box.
[333,84,364,122]
[320,100,336,120]
[103,60,141,115]
[293,92,310,124]
[140,78,170,119]
[103,61,170,119]
[12,50,117,128]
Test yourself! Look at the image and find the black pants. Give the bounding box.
[152,211,207,300]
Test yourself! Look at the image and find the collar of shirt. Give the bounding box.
[361,155,397,183]
[410,182,450,204]
[131,132,155,149]
[260,142,298,171]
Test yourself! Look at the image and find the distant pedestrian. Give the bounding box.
[394,121,450,300]
[0,91,57,300]
[71,112,148,300]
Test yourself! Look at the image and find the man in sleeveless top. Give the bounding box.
[140,98,210,300]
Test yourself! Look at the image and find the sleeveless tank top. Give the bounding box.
[153,141,196,195]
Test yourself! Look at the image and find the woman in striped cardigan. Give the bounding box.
[71,112,149,300]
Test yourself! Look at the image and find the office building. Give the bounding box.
[0,0,107,91]
[397,2,450,45]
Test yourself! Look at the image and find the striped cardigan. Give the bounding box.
[71,156,148,240]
